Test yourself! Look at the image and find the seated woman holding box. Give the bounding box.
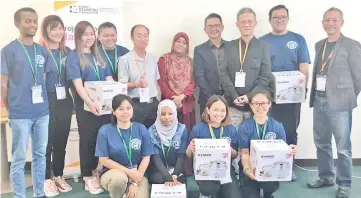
[238,90,297,198]
[148,99,188,185]
[186,95,242,198]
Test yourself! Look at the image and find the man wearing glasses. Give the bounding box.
[219,7,272,129]
[193,13,227,116]
[259,5,311,181]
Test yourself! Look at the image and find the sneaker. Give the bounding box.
[44,179,59,197]
[307,178,334,188]
[92,169,100,179]
[84,176,104,195]
[336,186,351,198]
[53,176,72,193]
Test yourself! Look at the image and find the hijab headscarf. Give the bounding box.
[162,32,193,95]
[155,99,178,146]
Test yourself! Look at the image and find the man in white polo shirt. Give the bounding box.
[118,24,160,128]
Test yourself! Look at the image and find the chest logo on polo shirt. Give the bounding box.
[173,141,180,149]
[131,139,142,150]
[286,41,298,50]
[265,132,277,140]
[36,55,45,67]
[61,56,67,67]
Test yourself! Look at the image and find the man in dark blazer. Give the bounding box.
[307,7,361,198]
[193,13,227,115]
[219,7,272,129]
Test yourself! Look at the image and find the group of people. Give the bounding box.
[1,3,360,198]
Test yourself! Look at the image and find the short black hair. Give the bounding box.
[14,7,37,23]
[111,94,134,124]
[204,13,223,27]
[130,24,149,37]
[98,22,117,35]
[269,5,289,20]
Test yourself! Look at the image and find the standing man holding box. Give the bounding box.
[307,8,361,198]
[118,24,160,128]
[219,7,272,129]
[1,7,55,198]
[260,5,311,181]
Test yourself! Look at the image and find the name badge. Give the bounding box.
[55,84,66,100]
[139,88,150,103]
[31,85,44,104]
[316,75,327,91]
[235,71,246,87]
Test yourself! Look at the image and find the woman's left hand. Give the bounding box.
[289,144,298,155]
[127,184,138,198]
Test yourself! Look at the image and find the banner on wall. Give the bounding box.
[52,0,124,49]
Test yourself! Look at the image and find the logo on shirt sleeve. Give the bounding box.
[36,55,45,67]
[286,41,298,50]
[131,139,142,150]
[265,132,277,140]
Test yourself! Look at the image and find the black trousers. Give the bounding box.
[46,92,73,179]
[148,171,186,184]
[240,174,279,198]
[132,98,159,128]
[271,103,301,145]
[199,104,206,118]
[196,171,242,198]
[75,101,110,177]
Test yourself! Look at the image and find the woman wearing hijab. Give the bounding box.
[148,99,188,185]
[157,32,196,134]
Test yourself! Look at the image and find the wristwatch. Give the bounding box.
[132,182,138,187]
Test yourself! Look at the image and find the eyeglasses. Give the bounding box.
[207,24,222,29]
[250,102,270,108]
[271,16,288,21]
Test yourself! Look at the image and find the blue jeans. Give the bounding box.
[9,115,49,198]
[313,95,352,187]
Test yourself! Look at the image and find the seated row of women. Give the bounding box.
[95,90,297,198]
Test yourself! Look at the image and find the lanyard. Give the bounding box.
[91,56,101,81]
[239,39,249,71]
[321,40,334,73]
[133,52,147,76]
[50,50,62,84]
[255,117,268,139]
[161,139,173,168]
[116,124,133,166]
[18,40,38,85]
[208,124,223,139]
[102,46,118,75]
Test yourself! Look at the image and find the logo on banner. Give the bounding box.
[69,5,78,13]
[131,139,142,150]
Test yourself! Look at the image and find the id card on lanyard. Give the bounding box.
[134,52,150,103]
[316,40,333,91]
[102,46,118,76]
[50,50,66,100]
[255,117,268,140]
[235,40,249,88]
[18,40,44,104]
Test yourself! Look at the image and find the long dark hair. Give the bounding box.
[111,94,133,124]
[39,15,66,55]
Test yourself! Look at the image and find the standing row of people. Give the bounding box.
[1,4,360,198]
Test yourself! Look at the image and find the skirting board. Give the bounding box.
[9,159,361,171]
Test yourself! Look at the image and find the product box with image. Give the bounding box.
[193,138,231,181]
[272,71,305,104]
[250,140,293,182]
[151,184,186,198]
[84,81,127,115]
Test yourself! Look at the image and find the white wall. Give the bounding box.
[1,0,360,161]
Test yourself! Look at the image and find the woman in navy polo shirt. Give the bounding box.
[186,95,242,198]
[96,94,152,198]
[238,90,297,198]
[148,99,187,185]
[66,21,113,194]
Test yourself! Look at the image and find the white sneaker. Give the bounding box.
[53,176,72,193]
[44,179,59,197]
[84,176,104,195]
